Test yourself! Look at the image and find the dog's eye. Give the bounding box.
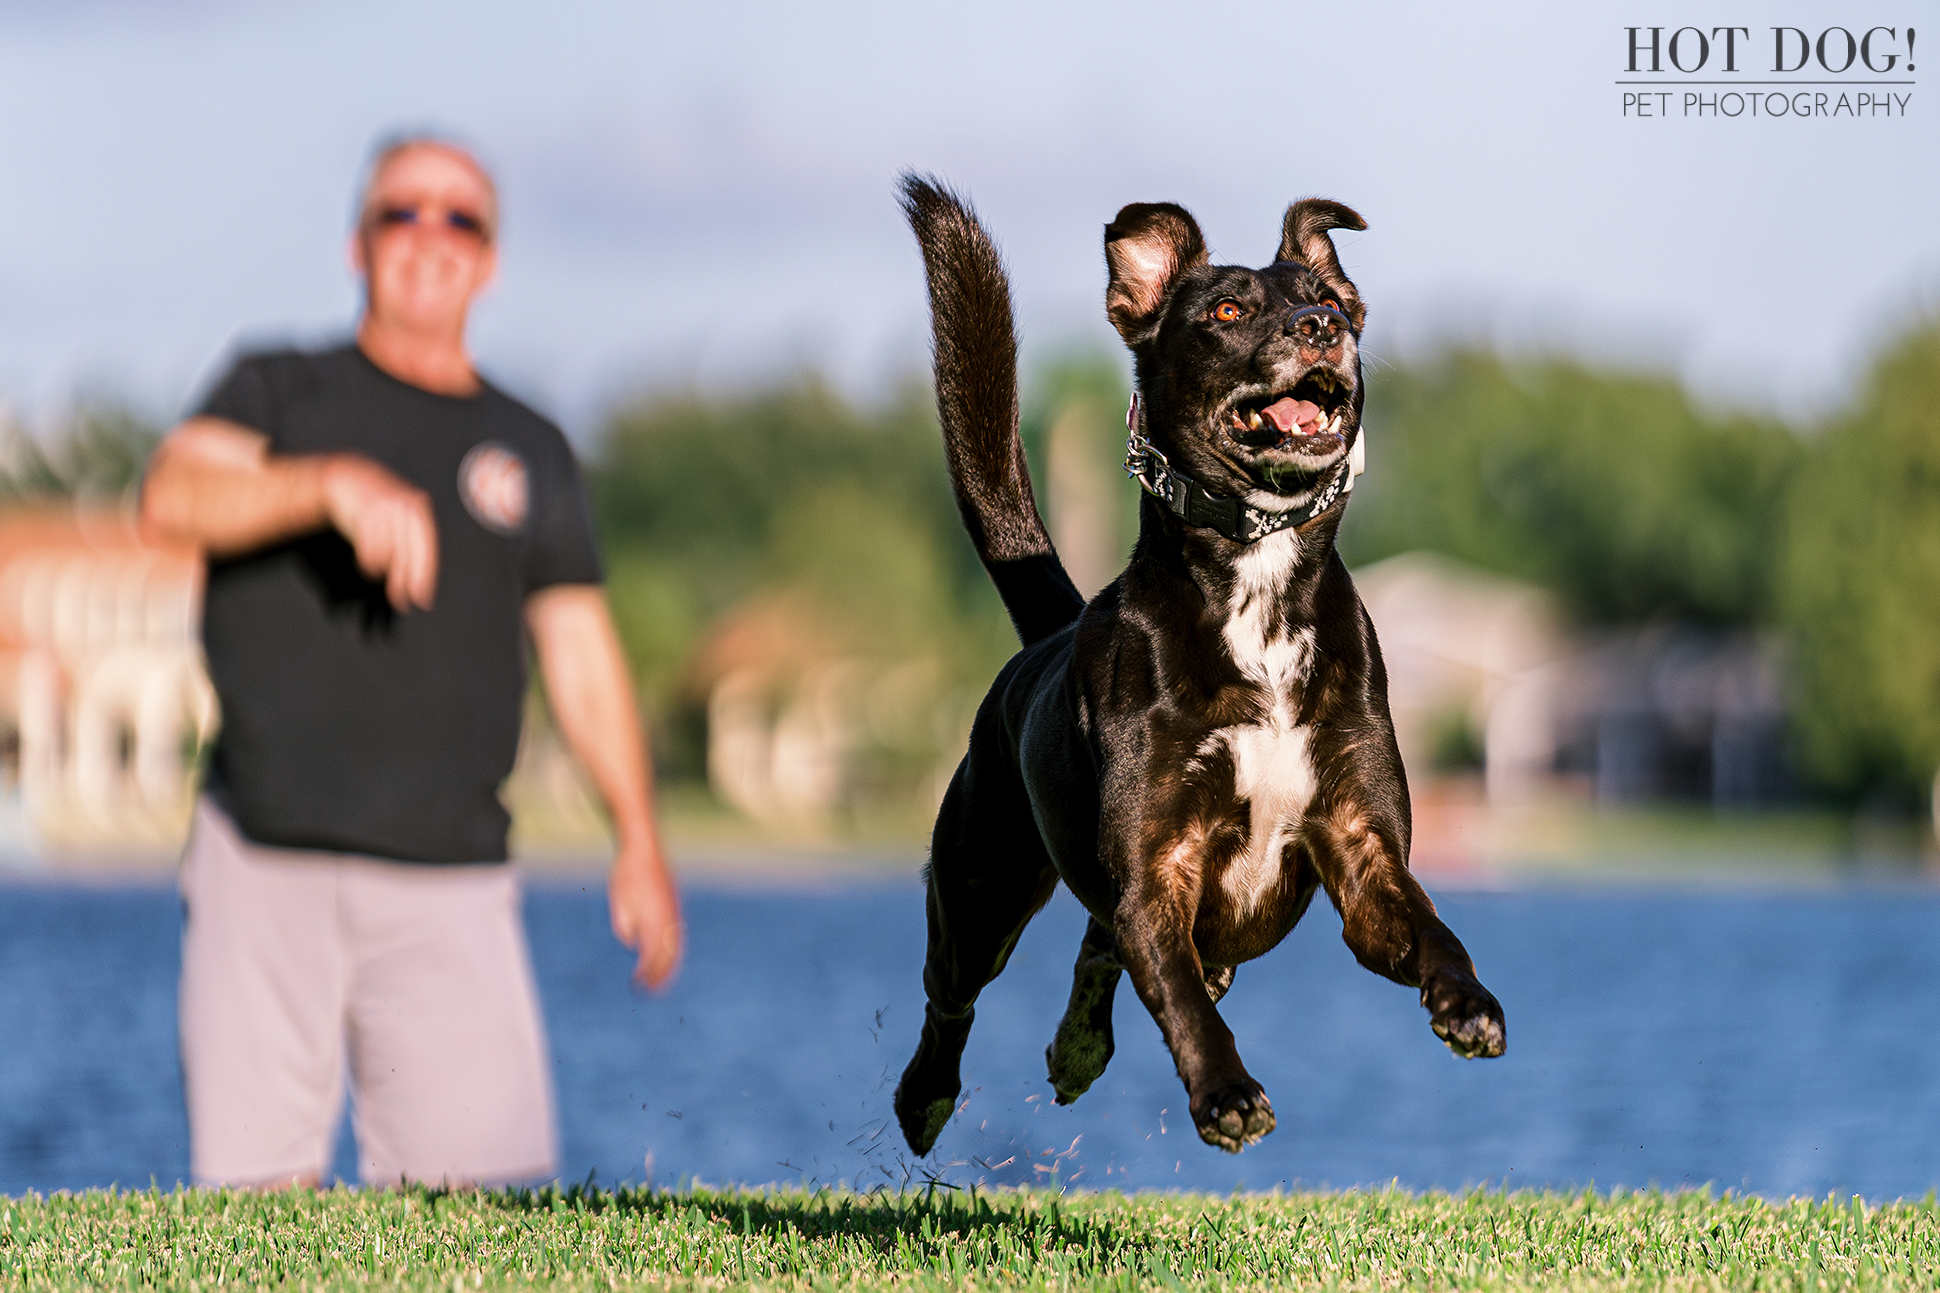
[1210,300,1245,323]
[1321,299,1342,312]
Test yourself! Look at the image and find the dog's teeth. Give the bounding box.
[1231,412,1246,432]
[1247,410,1263,431]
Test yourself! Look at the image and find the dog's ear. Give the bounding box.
[1105,203,1208,345]
[1277,199,1368,329]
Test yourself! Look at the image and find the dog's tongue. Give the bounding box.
[1261,397,1323,435]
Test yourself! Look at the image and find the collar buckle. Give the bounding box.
[1123,392,1175,505]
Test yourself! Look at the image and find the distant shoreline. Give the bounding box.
[2,845,1932,891]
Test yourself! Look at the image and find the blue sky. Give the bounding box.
[1,0,1933,439]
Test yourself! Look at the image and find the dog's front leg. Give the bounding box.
[1110,835,1275,1152]
[1311,798,1506,1059]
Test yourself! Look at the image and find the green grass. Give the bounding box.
[5,1182,1940,1291]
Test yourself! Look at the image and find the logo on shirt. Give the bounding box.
[459,442,529,536]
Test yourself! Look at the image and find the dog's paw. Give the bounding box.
[893,1057,959,1155]
[1045,1045,1101,1106]
[1192,1081,1275,1153]
[888,1032,958,1149]
[895,1005,975,1155]
[895,1088,955,1156]
[1045,1023,1114,1105]
[1424,973,1506,1058]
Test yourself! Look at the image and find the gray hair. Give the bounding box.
[353,133,499,242]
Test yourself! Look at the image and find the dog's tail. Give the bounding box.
[899,172,1085,646]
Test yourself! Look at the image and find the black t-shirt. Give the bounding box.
[194,343,603,863]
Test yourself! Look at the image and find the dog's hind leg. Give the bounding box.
[1045,916,1121,1104]
[895,748,1059,1155]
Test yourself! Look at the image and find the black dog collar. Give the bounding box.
[1122,393,1363,544]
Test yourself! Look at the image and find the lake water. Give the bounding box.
[3,874,1938,1201]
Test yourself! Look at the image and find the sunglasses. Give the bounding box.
[371,204,491,240]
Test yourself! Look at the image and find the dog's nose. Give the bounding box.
[1285,305,1345,350]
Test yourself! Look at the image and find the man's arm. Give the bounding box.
[140,416,438,611]
[525,584,683,989]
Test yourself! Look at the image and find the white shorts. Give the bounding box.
[178,800,557,1187]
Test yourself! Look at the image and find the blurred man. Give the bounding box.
[141,138,682,1188]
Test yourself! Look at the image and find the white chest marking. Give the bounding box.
[1211,530,1318,912]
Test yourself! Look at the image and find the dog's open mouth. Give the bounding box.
[1220,370,1354,484]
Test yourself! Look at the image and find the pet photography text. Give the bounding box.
[1616,23,1915,120]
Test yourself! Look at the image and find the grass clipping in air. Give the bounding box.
[4,1181,1939,1290]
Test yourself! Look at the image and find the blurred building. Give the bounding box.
[0,506,216,861]
[1355,552,1565,804]
[700,597,859,828]
[1044,395,1124,600]
[691,595,964,833]
[1551,627,1792,808]
[1357,551,1794,811]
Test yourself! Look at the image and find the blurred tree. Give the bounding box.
[588,376,1013,783]
[0,401,161,499]
[1338,352,1800,625]
[1779,323,1940,802]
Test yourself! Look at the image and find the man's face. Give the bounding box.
[351,145,498,335]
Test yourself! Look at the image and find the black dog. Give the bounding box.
[892,176,1506,1156]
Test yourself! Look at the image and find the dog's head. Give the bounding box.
[1106,199,1367,508]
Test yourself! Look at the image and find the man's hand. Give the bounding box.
[609,842,683,989]
[320,455,438,611]
[141,416,439,611]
